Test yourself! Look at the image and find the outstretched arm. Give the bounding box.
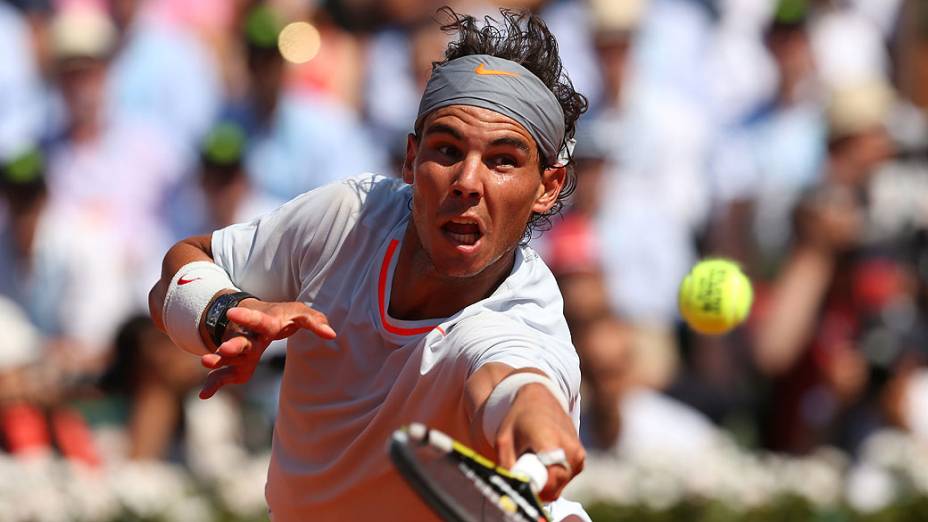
[148,233,336,398]
[753,185,859,375]
[464,362,585,503]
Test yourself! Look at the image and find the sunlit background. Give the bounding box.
[2,0,928,520]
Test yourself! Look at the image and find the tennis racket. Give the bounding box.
[390,423,551,522]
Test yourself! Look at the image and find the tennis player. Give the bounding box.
[150,8,589,521]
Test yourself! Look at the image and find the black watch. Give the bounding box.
[205,291,256,347]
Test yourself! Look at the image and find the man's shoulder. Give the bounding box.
[442,308,581,397]
[342,173,409,200]
[286,173,408,219]
[498,246,566,313]
[346,174,411,228]
[446,307,570,352]
[449,310,527,335]
[268,174,410,255]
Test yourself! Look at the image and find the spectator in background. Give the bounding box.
[0,147,130,466]
[169,122,282,239]
[538,127,611,330]
[363,13,451,167]
[326,0,445,31]
[0,147,129,387]
[671,0,826,437]
[594,0,712,332]
[576,0,682,394]
[568,0,644,117]
[283,3,368,112]
[0,1,45,160]
[44,4,184,307]
[103,314,205,460]
[809,0,897,94]
[105,0,223,157]
[536,0,606,116]
[575,314,719,457]
[116,122,283,461]
[540,127,685,454]
[711,0,827,275]
[225,3,387,201]
[753,79,899,454]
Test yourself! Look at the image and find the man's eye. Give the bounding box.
[492,155,517,168]
[437,145,459,158]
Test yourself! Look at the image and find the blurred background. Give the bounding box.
[2,0,928,520]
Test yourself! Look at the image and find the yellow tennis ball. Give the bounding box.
[678,259,753,335]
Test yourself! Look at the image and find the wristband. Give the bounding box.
[482,372,569,445]
[162,261,237,355]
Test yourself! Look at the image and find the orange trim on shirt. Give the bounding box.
[378,239,446,336]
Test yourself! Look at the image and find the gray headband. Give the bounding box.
[416,54,573,166]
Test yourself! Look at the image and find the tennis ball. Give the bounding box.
[678,259,753,335]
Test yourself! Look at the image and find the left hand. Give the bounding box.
[199,300,336,399]
[493,382,585,502]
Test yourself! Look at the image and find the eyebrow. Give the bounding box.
[489,136,530,153]
[423,122,532,154]
[423,123,463,140]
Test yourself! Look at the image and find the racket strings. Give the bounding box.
[391,425,550,522]
[456,457,541,522]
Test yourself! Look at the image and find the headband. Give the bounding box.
[415,54,574,167]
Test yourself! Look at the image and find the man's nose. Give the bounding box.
[450,154,484,199]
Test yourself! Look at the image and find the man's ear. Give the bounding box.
[532,165,567,214]
[402,133,418,184]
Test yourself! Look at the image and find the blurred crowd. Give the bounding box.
[2,0,928,507]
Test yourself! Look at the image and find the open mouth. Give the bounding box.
[441,219,483,247]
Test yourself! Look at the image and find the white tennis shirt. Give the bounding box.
[212,174,583,520]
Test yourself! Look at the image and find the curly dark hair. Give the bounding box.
[426,6,589,241]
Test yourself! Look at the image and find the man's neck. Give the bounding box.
[10,204,43,261]
[70,119,103,144]
[388,223,515,321]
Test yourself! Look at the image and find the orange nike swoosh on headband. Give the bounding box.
[474,63,519,77]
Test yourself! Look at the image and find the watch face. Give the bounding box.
[206,296,226,330]
[206,292,253,347]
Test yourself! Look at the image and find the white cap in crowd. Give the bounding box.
[50,5,117,61]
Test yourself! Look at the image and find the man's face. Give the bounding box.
[403,105,565,278]
[247,48,284,109]
[58,58,108,127]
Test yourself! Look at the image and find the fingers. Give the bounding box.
[201,336,253,369]
[226,307,283,338]
[198,301,335,400]
[294,313,337,339]
[537,444,585,502]
[508,431,585,501]
[226,305,336,340]
[199,337,263,399]
[199,366,239,399]
[508,445,583,501]
[538,464,571,502]
[201,352,222,369]
[495,432,517,469]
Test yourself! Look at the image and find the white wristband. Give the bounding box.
[482,372,569,445]
[162,261,238,355]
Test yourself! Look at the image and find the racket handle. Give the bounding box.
[512,453,548,494]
